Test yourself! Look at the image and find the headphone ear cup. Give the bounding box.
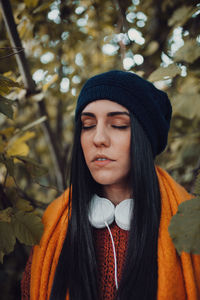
[88,195,115,228]
[115,199,134,230]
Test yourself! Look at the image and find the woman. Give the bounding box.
[21,70,200,300]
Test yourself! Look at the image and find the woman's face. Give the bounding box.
[81,100,131,189]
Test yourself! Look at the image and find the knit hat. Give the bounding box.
[75,70,172,157]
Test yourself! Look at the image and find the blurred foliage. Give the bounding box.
[0,75,45,262]
[169,171,200,255]
[0,0,200,299]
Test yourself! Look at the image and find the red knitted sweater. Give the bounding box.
[93,222,129,300]
[21,222,129,300]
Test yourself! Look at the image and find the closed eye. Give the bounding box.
[112,125,129,129]
[82,125,130,130]
[82,125,96,130]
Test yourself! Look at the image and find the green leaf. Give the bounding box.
[0,251,4,264]
[11,211,44,246]
[0,96,14,119]
[193,170,200,196]
[0,207,13,222]
[148,64,181,82]
[15,198,33,212]
[169,197,200,255]
[0,222,16,263]
[14,155,48,177]
[3,156,15,177]
[0,155,15,176]
[0,75,21,90]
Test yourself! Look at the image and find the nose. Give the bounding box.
[93,123,110,147]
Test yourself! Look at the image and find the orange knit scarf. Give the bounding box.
[30,166,200,300]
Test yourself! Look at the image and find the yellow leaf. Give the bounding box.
[6,131,35,157]
[148,64,181,82]
[168,6,198,27]
[17,17,33,40]
[0,127,15,139]
[17,18,29,39]
[8,143,29,158]
[33,2,52,14]
[24,0,39,8]
[0,127,15,153]
[143,41,159,56]
[16,131,35,143]
[172,93,200,119]
[174,40,200,64]
[5,176,15,187]
[3,71,13,77]
[0,85,10,94]
[0,75,21,89]
[42,74,58,92]
[0,75,21,95]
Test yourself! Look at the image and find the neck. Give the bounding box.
[102,182,132,206]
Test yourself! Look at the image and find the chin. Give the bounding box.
[91,172,128,187]
[91,173,117,186]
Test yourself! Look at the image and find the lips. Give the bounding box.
[92,154,115,167]
[92,154,114,162]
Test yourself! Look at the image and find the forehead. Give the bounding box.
[81,99,129,114]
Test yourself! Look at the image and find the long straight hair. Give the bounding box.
[50,113,161,300]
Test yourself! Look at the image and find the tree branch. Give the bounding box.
[0,0,35,93]
[0,0,65,190]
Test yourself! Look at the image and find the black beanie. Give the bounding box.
[75,70,172,157]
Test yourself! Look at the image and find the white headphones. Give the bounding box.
[88,194,134,231]
[88,194,134,290]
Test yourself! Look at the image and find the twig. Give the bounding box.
[0,183,12,208]
[113,0,128,64]
[0,48,24,59]
[0,0,35,93]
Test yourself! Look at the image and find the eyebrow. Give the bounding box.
[81,111,130,117]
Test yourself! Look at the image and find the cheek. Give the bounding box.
[118,136,131,170]
[116,133,131,156]
[81,133,87,153]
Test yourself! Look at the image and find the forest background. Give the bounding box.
[0,0,200,299]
